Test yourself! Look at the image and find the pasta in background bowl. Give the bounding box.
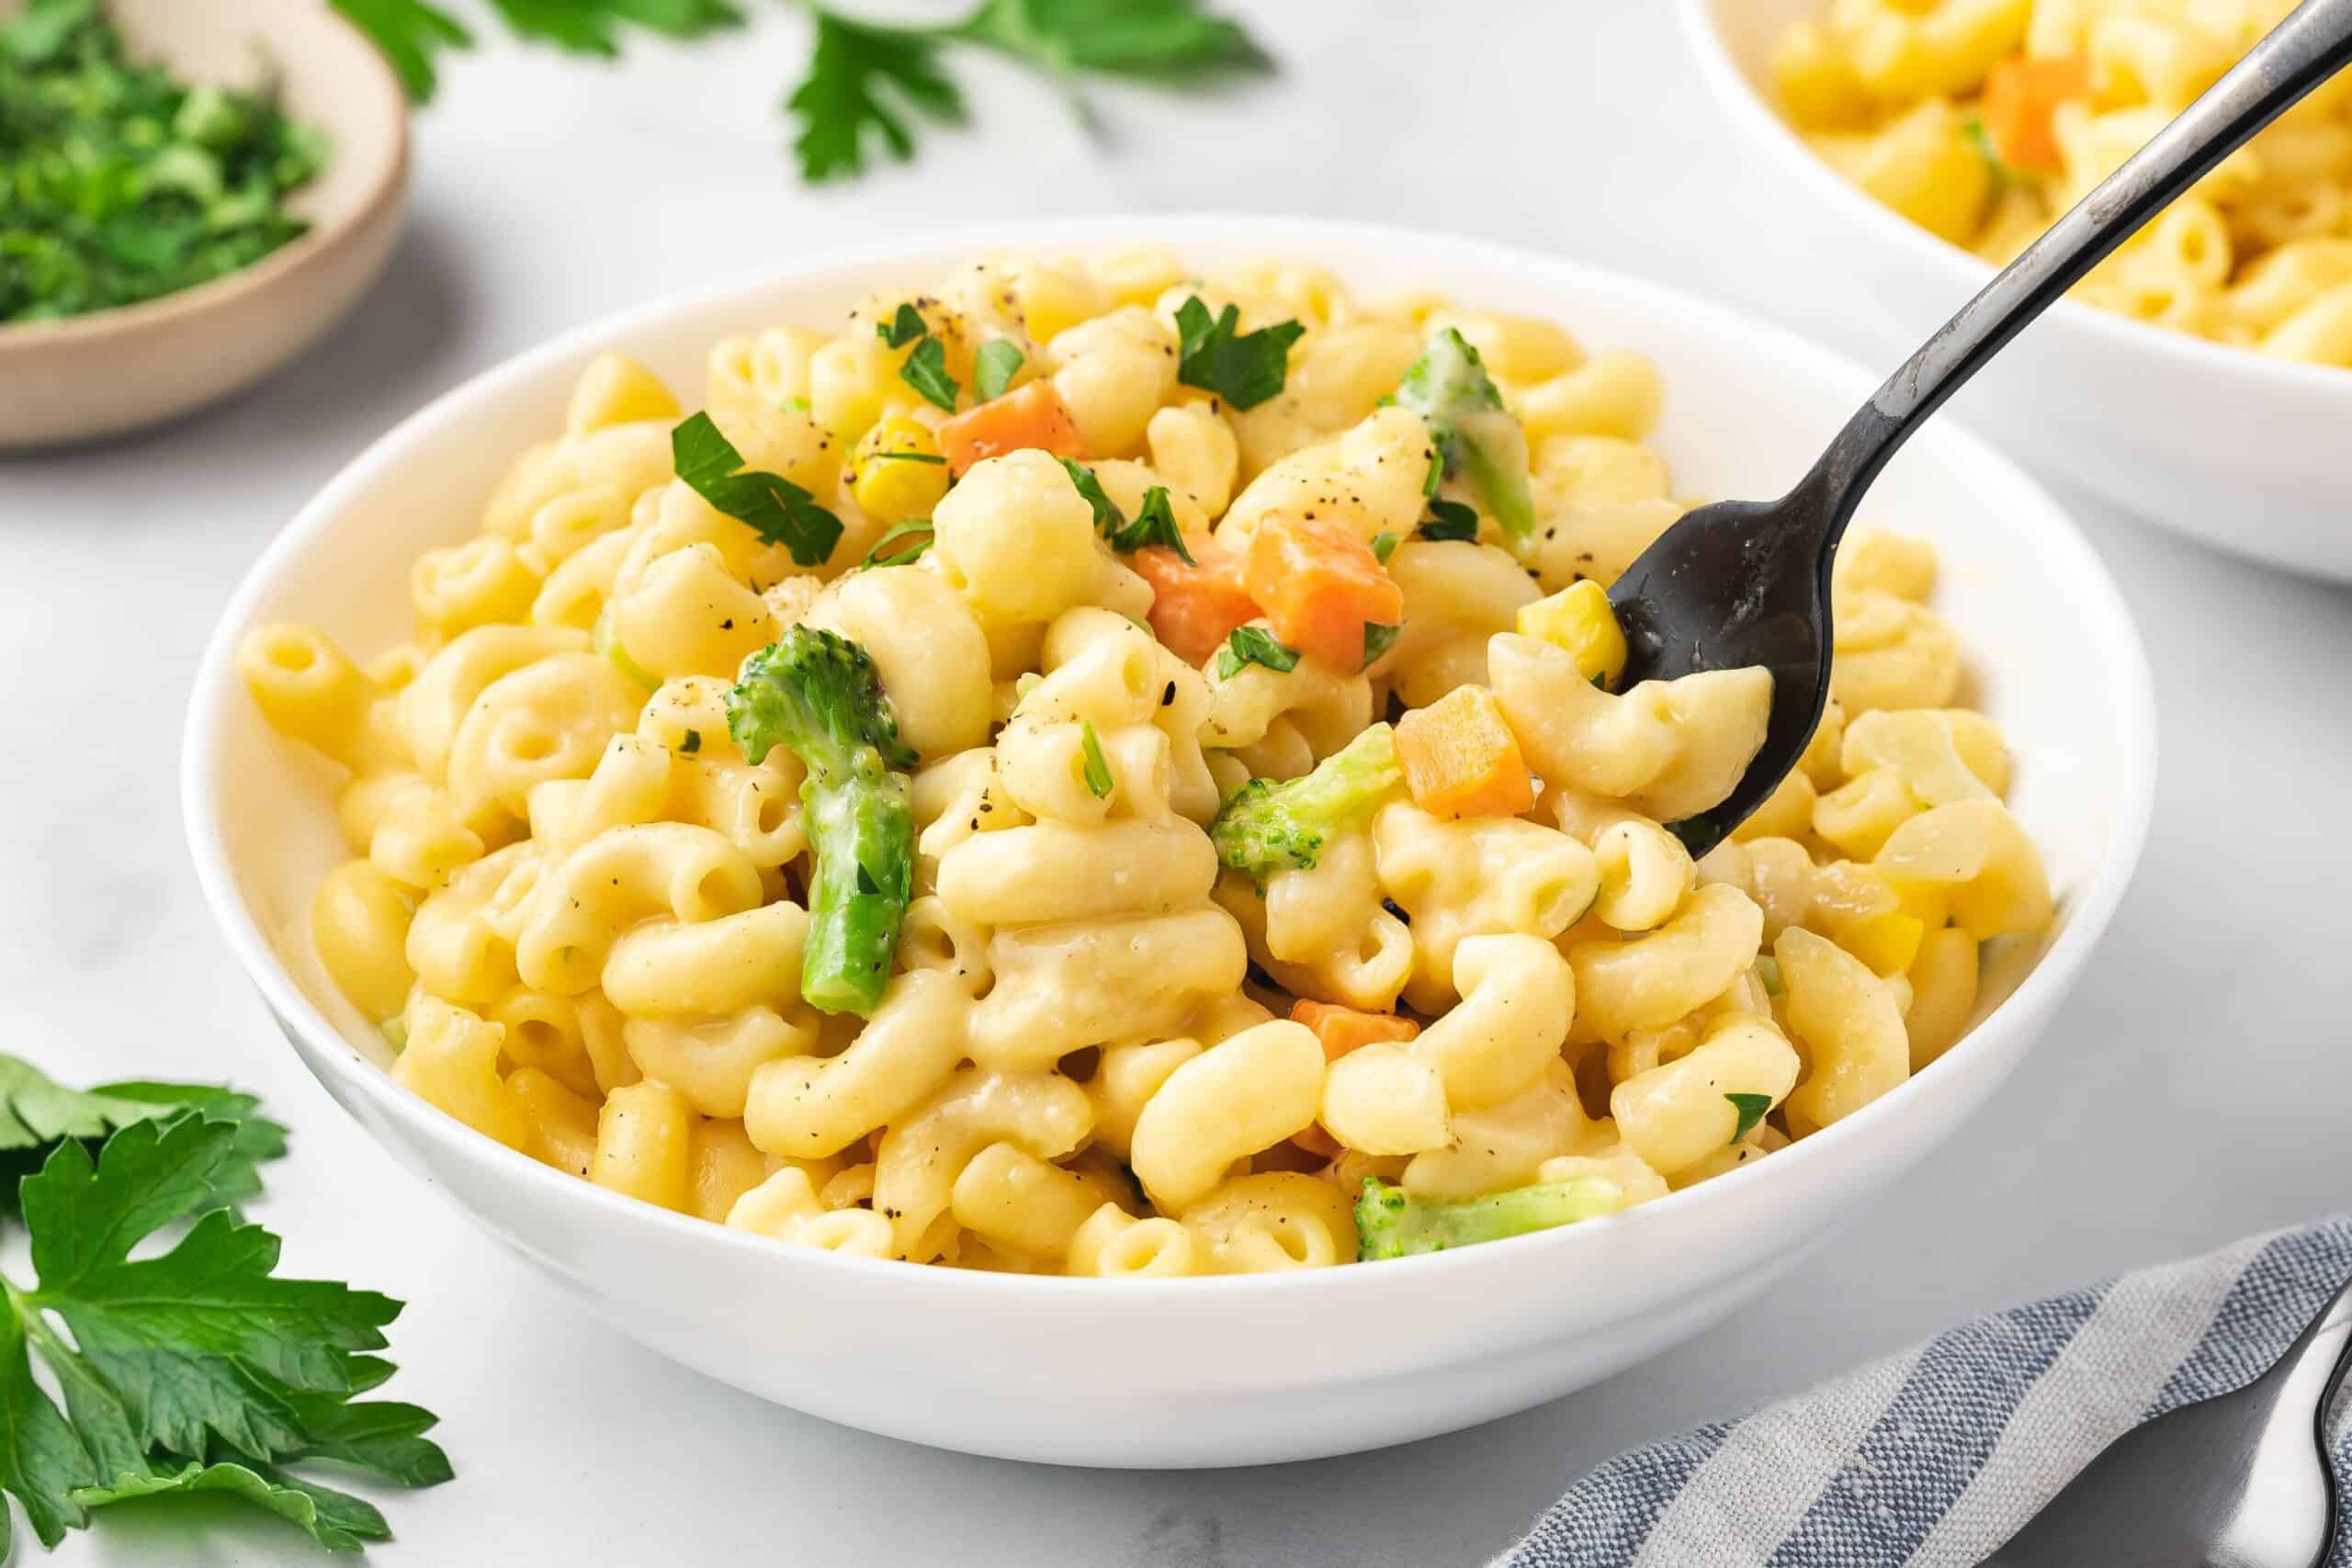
[185,218,2152,1466]
[1679,0,2352,581]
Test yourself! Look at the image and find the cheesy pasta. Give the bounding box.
[243,250,2052,1274]
[1771,0,2352,366]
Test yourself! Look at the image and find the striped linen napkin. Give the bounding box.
[1493,1215,2352,1567]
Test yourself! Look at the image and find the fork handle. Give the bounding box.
[1795,0,2352,537]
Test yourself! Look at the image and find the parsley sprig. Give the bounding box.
[1058,460,1194,563]
[0,1058,447,1555]
[328,0,1271,185]
[1173,296,1305,410]
[673,412,843,567]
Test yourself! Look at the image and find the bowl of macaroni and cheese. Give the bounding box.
[1679,0,2352,581]
[184,218,2153,1466]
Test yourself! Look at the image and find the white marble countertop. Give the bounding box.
[9,1,2352,1562]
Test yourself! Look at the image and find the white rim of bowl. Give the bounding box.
[180,214,2159,1296]
[1671,0,2352,401]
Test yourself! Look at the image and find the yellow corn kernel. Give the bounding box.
[1838,911,1926,976]
[1517,580,1628,686]
[851,416,952,525]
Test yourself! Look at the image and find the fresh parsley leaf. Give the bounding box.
[681,728,702,754]
[74,1458,391,1553]
[866,450,946,465]
[1418,498,1480,543]
[1423,446,1442,499]
[480,0,741,57]
[786,10,966,184]
[1057,463,1192,562]
[899,336,959,411]
[1080,721,1114,798]
[1108,486,1193,563]
[1370,530,1401,564]
[1173,295,1304,411]
[948,0,1271,79]
[672,412,842,567]
[1724,1092,1773,1145]
[328,0,472,100]
[0,1058,285,1211]
[860,521,936,569]
[973,339,1024,401]
[877,302,927,348]
[1362,621,1405,670]
[0,1112,449,1554]
[1058,458,1123,535]
[1216,626,1299,681]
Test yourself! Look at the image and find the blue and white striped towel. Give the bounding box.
[1495,1215,2352,1567]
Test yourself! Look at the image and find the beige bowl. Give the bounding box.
[0,0,409,448]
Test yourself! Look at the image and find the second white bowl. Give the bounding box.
[184,218,2155,1467]
[1681,0,2352,582]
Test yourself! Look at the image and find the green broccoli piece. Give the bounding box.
[727,626,919,1018]
[1354,1174,1625,1260]
[1209,724,1400,883]
[1393,328,1537,558]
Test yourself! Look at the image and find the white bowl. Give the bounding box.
[1679,0,2352,582]
[183,217,2155,1468]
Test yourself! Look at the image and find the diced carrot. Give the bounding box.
[936,381,1086,476]
[1980,53,2088,175]
[1291,998,1421,1063]
[1394,684,1536,819]
[1241,516,1404,671]
[1134,541,1261,666]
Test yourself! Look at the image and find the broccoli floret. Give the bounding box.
[727,626,918,1018]
[1393,328,1537,558]
[1209,724,1400,883]
[1354,1175,1625,1260]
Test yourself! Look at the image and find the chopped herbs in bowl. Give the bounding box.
[0,0,329,325]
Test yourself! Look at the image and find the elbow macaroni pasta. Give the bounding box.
[1772,0,2352,365]
[243,252,2054,1274]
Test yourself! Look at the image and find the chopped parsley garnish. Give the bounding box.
[1423,448,1443,498]
[1057,461,1193,563]
[671,412,843,566]
[973,339,1024,400]
[1370,531,1401,564]
[898,335,959,411]
[866,450,947,465]
[1362,621,1405,670]
[1173,295,1305,411]
[1059,458,1122,533]
[1725,1092,1773,1144]
[1962,115,2017,196]
[860,521,936,569]
[1,0,329,323]
[1216,626,1300,680]
[877,302,928,347]
[681,728,703,754]
[1080,720,1114,798]
[1111,487,1193,561]
[0,1069,447,1554]
[1418,499,1481,543]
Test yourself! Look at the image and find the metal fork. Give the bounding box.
[1983,1273,2352,1566]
